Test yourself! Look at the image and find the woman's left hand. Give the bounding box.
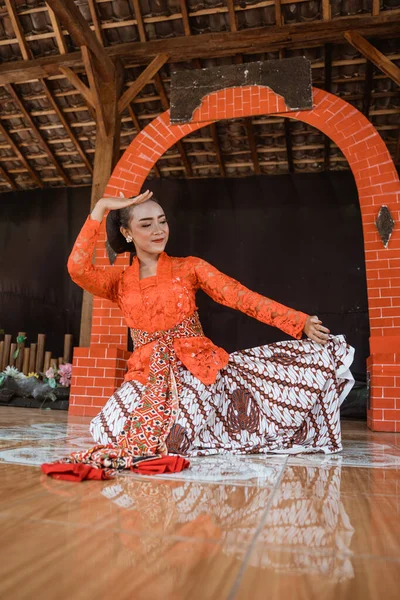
[304,315,330,345]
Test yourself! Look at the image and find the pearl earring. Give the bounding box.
[126,235,133,243]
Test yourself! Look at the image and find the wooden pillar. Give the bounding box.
[79,60,124,347]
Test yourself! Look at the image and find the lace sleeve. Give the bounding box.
[192,257,308,339]
[67,216,121,302]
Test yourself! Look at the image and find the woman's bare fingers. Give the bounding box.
[316,324,330,334]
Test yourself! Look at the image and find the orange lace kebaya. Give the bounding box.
[68,216,308,386]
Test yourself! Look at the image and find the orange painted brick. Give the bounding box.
[75,358,96,368]
[372,398,395,409]
[370,409,383,420]
[84,406,103,417]
[372,420,396,432]
[86,387,104,397]
[72,367,88,377]
[73,348,90,358]
[383,409,400,421]
[68,406,85,416]
[89,347,109,358]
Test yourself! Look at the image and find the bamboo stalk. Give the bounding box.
[43,351,52,373]
[29,343,37,373]
[2,334,11,371]
[22,348,30,375]
[9,343,17,367]
[58,357,63,367]
[51,359,58,371]
[0,341,3,371]
[16,331,26,371]
[63,334,73,364]
[36,334,46,373]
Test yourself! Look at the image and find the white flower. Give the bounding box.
[3,366,26,379]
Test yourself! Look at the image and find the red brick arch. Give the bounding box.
[69,86,400,432]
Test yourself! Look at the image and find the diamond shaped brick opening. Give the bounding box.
[375,205,395,248]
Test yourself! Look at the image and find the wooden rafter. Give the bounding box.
[4,0,30,60]
[210,123,226,177]
[322,0,330,21]
[118,54,169,115]
[87,0,105,46]
[324,43,332,170]
[244,119,261,174]
[283,119,294,173]
[81,45,108,137]
[0,12,399,84]
[0,120,43,188]
[227,0,238,33]
[274,0,282,27]
[46,4,68,54]
[153,73,193,177]
[132,0,147,43]
[362,60,374,117]
[128,105,161,178]
[40,79,93,175]
[59,67,95,109]
[5,84,70,185]
[45,0,114,81]
[179,0,191,36]
[0,164,16,190]
[344,31,400,86]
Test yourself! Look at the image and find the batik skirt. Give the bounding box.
[90,335,354,456]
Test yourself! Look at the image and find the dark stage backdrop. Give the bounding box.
[0,172,369,382]
[0,187,89,357]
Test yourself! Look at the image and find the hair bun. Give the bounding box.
[106,209,135,254]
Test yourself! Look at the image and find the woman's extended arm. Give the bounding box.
[192,257,329,343]
[68,191,153,301]
[67,206,122,302]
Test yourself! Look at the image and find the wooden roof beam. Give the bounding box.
[87,0,105,46]
[274,0,282,27]
[118,54,169,115]
[46,4,68,54]
[6,84,70,185]
[244,119,261,175]
[4,0,30,60]
[81,45,108,136]
[324,43,332,170]
[210,123,226,177]
[0,120,43,187]
[362,60,374,117]
[344,30,400,86]
[0,12,398,84]
[227,0,237,33]
[45,0,114,82]
[179,0,191,36]
[0,164,17,190]
[132,0,147,43]
[40,79,93,175]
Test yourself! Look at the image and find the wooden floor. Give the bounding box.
[0,407,400,600]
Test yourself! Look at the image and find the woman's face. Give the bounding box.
[121,200,169,255]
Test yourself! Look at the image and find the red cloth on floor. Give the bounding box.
[131,455,190,475]
[41,463,111,481]
[41,456,190,481]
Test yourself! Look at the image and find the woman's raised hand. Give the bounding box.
[91,190,153,222]
[99,190,153,212]
[304,315,330,345]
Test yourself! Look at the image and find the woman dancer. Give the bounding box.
[47,190,354,478]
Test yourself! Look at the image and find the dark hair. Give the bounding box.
[106,197,161,254]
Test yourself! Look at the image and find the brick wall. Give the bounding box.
[69,86,400,431]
